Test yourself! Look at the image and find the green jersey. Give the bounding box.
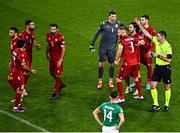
[99,102,123,126]
[152,36,172,65]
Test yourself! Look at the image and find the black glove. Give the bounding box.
[89,44,95,52]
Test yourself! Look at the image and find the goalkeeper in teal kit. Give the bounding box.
[89,10,126,89]
[93,91,125,133]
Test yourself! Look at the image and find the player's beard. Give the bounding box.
[51,32,56,35]
[10,35,15,39]
[29,28,34,32]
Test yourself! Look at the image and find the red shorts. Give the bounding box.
[117,63,140,80]
[140,51,152,66]
[9,68,25,90]
[49,60,63,76]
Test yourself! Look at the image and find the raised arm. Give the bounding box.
[135,20,153,40]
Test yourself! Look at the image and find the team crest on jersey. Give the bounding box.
[115,24,118,28]
[107,25,109,28]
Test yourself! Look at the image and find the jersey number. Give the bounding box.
[129,41,135,53]
[104,109,113,122]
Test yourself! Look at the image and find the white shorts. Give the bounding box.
[102,125,119,133]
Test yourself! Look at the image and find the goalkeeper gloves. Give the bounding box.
[89,44,95,52]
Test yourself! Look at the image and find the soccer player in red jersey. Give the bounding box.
[137,15,156,90]
[11,39,36,112]
[18,20,41,95]
[8,27,19,92]
[124,22,145,94]
[114,26,145,103]
[46,24,66,100]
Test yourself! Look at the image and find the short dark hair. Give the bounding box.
[130,22,139,32]
[25,20,33,26]
[10,27,19,33]
[108,10,116,16]
[158,31,167,38]
[50,23,58,28]
[119,25,126,30]
[17,39,25,48]
[130,22,138,28]
[141,15,149,20]
[110,91,118,98]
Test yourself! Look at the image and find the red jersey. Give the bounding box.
[11,48,27,75]
[130,33,144,61]
[138,26,156,52]
[47,32,65,61]
[18,29,34,56]
[119,35,139,66]
[10,37,18,55]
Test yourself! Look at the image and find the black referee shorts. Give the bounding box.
[151,64,172,84]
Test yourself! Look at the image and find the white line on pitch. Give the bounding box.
[0,109,50,132]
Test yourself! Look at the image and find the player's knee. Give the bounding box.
[164,84,171,91]
[16,87,23,93]
[55,74,61,78]
[150,82,157,89]
[99,65,104,68]
[134,77,139,82]
[116,78,122,82]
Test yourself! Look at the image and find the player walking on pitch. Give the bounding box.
[11,39,36,112]
[46,24,66,100]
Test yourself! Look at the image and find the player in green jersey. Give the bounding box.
[93,91,125,133]
[135,19,172,112]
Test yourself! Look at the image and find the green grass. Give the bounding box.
[0,0,180,131]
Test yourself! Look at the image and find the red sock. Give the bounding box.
[125,76,130,86]
[8,79,17,92]
[24,75,29,85]
[117,82,124,100]
[135,81,142,96]
[14,91,22,107]
[54,78,61,94]
[60,77,64,87]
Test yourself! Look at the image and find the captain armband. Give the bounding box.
[118,45,123,49]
